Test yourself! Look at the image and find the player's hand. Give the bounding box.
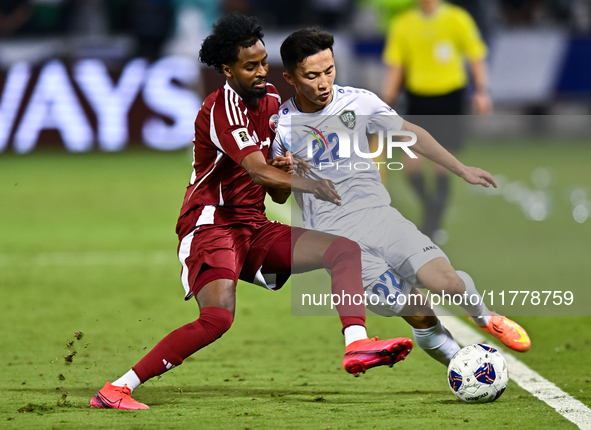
[269,152,292,172]
[314,179,341,205]
[270,152,312,177]
[292,155,311,177]
[460,166,497,188]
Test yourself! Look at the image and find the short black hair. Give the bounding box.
[199,13,264,74]
[280,28,334,72]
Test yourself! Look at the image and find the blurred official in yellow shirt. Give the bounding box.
[381,0,491,241]
[383,0,490,111]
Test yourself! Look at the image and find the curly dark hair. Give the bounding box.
[199,13,264,74]
[280,27,334,73]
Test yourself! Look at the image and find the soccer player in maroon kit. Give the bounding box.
[90,13,412,410]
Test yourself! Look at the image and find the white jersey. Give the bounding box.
[272,85,404,235]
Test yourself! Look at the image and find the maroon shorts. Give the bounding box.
[178,220,307,300]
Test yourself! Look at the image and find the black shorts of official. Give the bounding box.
[405,87,465,152]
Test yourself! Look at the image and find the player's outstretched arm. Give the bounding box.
[457,165,497,188]
[267,151,313,204]
[267,152,313,204]
[267,152,313,203]
[266,152,292,204]
[242,151,342,205]
[401,120,497,189]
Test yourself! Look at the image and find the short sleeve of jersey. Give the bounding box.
[382,14,407,66]
[211,97,261,166]
[271,135,287,159]
[266,83,282,106]
[271,103,292,159]
[360,90,404,134]
[456,9,487,61]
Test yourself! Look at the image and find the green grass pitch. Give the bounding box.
[0,142,590,429]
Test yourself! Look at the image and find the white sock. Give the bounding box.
[112,369,141,392]
[344,325,368,346]
[412,319,460,366]
[456,271,491,327]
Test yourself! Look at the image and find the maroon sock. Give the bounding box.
[133,307,234,383]
[322,237,366,330]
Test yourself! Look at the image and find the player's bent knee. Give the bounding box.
[323,237,361,269]
[439,273,465,296]
[195,278,237,315]
[197,307,235,342]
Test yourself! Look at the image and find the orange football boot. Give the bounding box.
[477,314,531,352]
[343,337,413,377]
[90,382,149,410]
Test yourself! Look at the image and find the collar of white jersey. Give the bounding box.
[224,82,242,100]
[290,87,337,114]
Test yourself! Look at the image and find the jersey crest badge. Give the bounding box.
[269,114,279,133]
[339,110,356,129]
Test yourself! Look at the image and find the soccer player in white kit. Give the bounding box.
[270,28,531,365]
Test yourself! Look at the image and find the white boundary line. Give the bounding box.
[439,315,591,429]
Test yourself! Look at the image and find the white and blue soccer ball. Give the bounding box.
[447,343,509,403]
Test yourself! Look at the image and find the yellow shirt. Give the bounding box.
[383,3,487,96]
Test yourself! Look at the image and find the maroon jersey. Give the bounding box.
[177,83,281,234]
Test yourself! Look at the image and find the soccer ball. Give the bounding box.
[447,344,508,403]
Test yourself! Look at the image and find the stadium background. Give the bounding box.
[1,0,590,152]
[1,0,590,428]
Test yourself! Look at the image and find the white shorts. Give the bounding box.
[344,205,449,287]
[307,204,449,316]
[364,269,414,316]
